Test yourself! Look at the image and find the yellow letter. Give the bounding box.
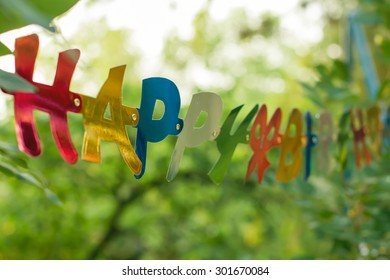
[81,66,141,175]
[366,105,382,159]
[276,109,303,182]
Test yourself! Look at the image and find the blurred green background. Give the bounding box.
[1,0,390,259]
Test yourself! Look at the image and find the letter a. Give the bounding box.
[81,66,141,175]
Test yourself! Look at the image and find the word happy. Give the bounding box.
[2,34,388,184]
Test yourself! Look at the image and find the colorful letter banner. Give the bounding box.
[0,33,388,185]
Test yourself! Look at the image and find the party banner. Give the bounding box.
[0,32,388,185]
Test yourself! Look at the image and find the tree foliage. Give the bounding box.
[0,0,390,260]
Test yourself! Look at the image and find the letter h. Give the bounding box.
[6,34,82,164]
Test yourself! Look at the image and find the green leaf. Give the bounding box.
[0,143,28,168]
[0,155,46,187]
[378,79,390,100]
[0,41,11,56]
[325,86,358,102]
[305,93,325,108]
[44,188,63,206]
[0,142,20,153]
[0,69,37,92]
[0,148,28,169]
[300,82,325,108]
[0,151,61,205]
[333,60,348,82]
[0,0,79,34]
[354,12,383,25]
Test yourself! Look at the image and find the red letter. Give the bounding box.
[245,105,282,184]
[7,34,81,164]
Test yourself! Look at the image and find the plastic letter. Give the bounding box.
[337,111,351,176]
[383,107,390,152]
[276,109,303,182]
[208,105,258,184]
[350,108,371,168]
[317,112,333,173]
[166,92,223,181]
[135,78,183,179]
[81,66,141,175]
[366,105,382,158]
[7,34,81,164]
[304,112,317,180]
[245,105,282,184]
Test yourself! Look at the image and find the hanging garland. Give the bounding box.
[0,26,388,184]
